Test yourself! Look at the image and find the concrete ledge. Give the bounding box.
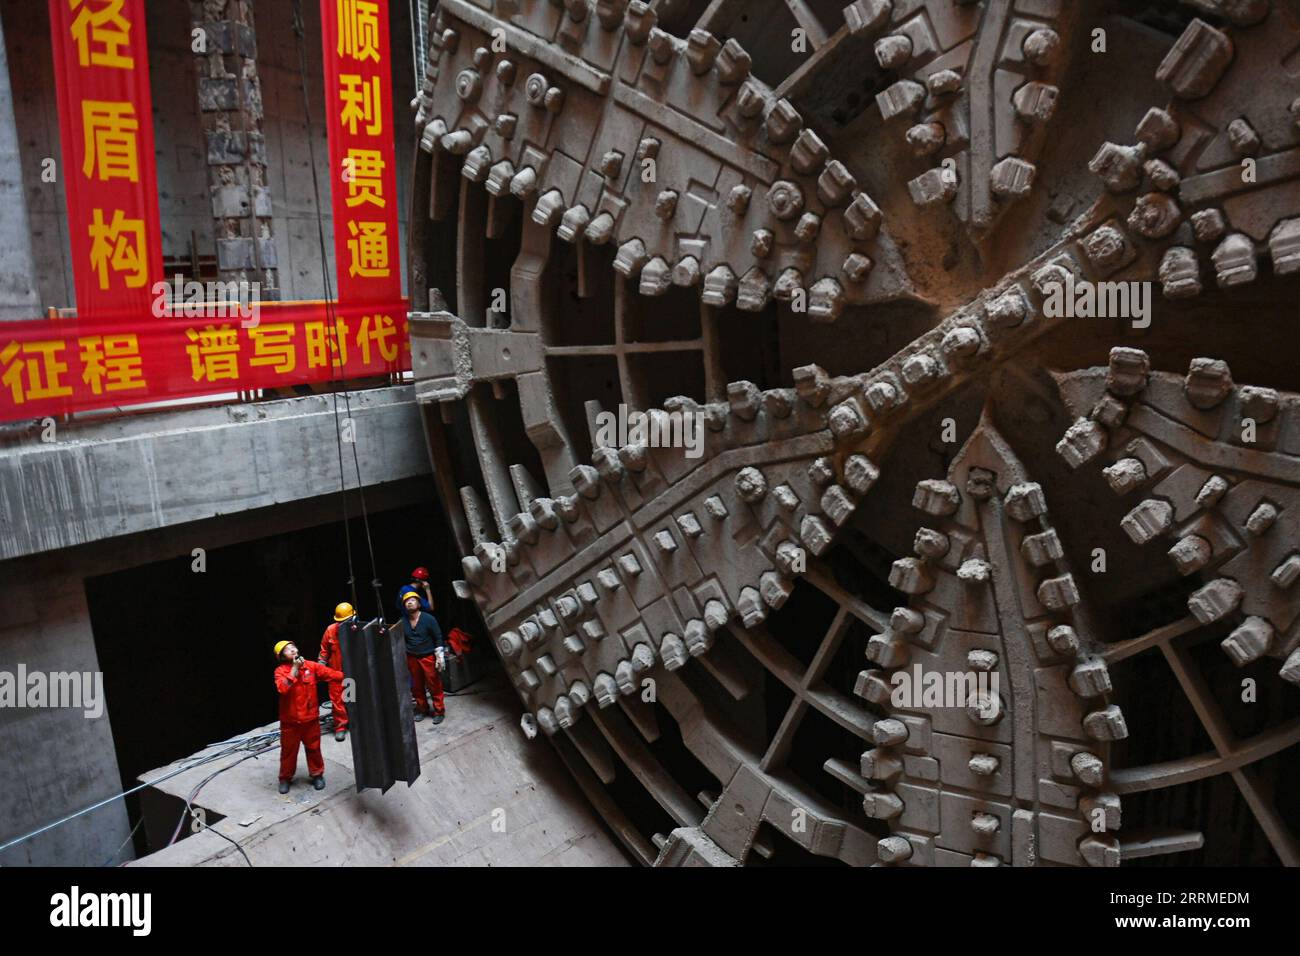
[0,387,430,562]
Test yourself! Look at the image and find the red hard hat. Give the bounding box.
[411,566,430,581]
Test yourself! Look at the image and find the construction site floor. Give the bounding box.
[131,675,631,867]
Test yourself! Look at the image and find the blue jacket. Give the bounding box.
[396,585,431,616]
[400,611,444,657]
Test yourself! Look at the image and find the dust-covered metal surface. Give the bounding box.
[407,0,1300,866]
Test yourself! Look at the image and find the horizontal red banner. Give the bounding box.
[0,300,410,424]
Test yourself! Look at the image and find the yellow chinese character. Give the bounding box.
[82,100,139,182]
[337,0,381,63]
[343,148,385,208]
[185,325,240,382]
[346,221,390,278]
[248,322,297,374]
[306,319,349,369]
[79,334,144,393]
[69,0,135,70]
[356,315,398,364]
[338,73,382,136]
[87,209,148,289]
[0,340,73,404]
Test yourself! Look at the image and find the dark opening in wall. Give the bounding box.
[766,577,839,669]
[749,821,848,866]
[485,200,524,330]
[723,0,802,88]
[652,0,716,37]
[547,353,621,466]
[629,350,707,411]
[712,302,782,389]
[624,283,701,343]
[1127,0,1222,37]
[542,243,617,347]
[787,704,872,825]
[470,377,551,499]
[424,152,464,314]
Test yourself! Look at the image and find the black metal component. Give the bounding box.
[338,618,420,793]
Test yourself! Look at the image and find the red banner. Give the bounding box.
[321,0,403,304]
[0,300,410,423]
[49,0,164,319]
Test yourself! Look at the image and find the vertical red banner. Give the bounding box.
[320,0,403,305]
[48,0,163,319]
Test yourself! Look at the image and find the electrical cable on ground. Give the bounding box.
[0,731,281,855]
[101,816,145,868]
[166,747,274,867]
[2,708,334,857]
[159,708,342,864]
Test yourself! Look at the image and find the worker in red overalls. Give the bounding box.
[273,640,343,794]
[317,602,353,742]
[396,571,434,707]
[399,591,448,725]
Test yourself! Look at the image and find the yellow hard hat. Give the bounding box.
[333,602,355,622]
[274,640,292,658]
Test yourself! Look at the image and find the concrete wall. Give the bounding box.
[0,11,39,321]
[0,385,430,563]
[0,0,417,311]
[148,2,215,280]
[0,554,133,866]
[2,0,72,311]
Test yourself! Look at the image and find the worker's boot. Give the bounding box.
[334,728,347,741]
[413,710,425,721]
[431,712,445,725]
[278,780,290,794]
[311,776,326,791]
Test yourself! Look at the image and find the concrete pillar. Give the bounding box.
[190,0,280,299]
[0,12,41,321]
[0,557,134,865]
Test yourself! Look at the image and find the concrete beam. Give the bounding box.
[0,386,431,562]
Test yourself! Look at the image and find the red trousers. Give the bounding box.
[327,679,348,730]
[407,653,445,715]
[279,719,325,782]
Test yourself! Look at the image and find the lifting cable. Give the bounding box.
[291,0,385,621]
[164,748,271,866]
